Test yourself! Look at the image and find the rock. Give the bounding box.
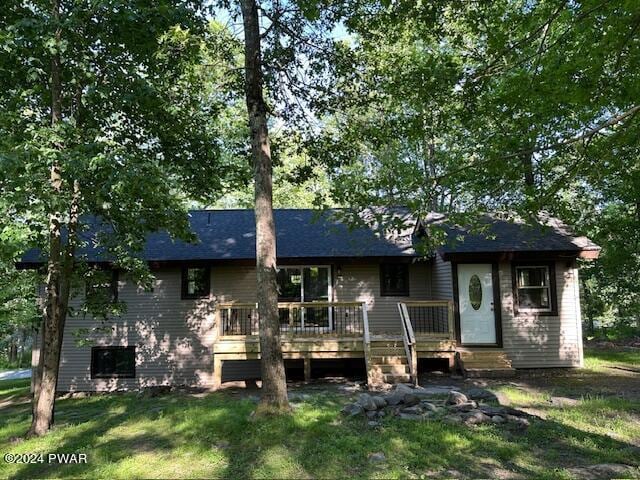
[403,393,420,406]
[478,405,506,416]
[367,421,380,428]
[414,385,459,396]
[447,401,478,412]
[567,464,636,479]
[446,391,468,405]
[357,393,378,411]
[401,405,423,415]
[514,417,530,428]
[394,384,415,396]
[368,452,386,463]
[462,410,492,425]
[384,393,404,406]
[443,414,463,424]
[465,387,498,402]
[421,402,439,412]
[341,403,364,417]
[371,396,387,408]
[480,405,529,417]
[549,396,580,407]
[366,410,378,419]
[399,413,424,421]
[377,410,386,418]
[214,441,230,450]
[491,415,505,424]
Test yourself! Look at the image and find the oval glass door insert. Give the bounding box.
[469,274,482,310]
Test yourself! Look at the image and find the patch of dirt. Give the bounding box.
[208,351,640,407]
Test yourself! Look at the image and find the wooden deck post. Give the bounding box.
[303,355,311,383]
[213,356,223,390]
[448,353,455,371]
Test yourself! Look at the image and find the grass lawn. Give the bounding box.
[1,348,639,479]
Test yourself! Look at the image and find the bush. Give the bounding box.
[0,349,32,370]
[588,318,640,342]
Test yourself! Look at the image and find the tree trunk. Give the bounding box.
[27,0,79,437]
[17,330,25,368]
[31,320,44,422]
[521,151,535,188]
[239,0,289,411]
[9,342,17,364]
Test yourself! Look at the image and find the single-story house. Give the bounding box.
[21,209,600,391]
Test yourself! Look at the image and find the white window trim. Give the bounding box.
[515,265,552,313]
[277,265,333,331]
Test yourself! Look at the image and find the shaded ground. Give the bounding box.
[0,347,639,479]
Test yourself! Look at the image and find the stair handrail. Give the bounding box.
[362,302,374,386]
[397,302,418,386]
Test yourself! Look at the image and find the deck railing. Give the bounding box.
[399,300,455,339]
[397,302,418,385]
[217,301,367,337]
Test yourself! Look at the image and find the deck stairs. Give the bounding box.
[367,335,412,384]
[457,348,516,377]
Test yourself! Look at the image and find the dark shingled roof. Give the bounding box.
[18,209,600,266]
[425,213,600,257]
[19,209,416,264]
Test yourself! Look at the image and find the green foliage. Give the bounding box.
[588,319,640,343]
[0,3,244,311]
[0,264,38,368]
[216,132,335,208]
[309,0,640,318]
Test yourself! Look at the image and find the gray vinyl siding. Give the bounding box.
[211,265,262,381]
[499,260,583,368]
[335,262,431,334]
[54,268,217,391]
[43,258,585,391]
[51,266,260,391]
[431,254,453,300]
[48,263,432,390]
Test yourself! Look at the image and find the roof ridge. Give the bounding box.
[188,208,338,212]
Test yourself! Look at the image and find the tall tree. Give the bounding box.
[239,0,289,411]
[0,0,230,436]
[219,0,344,410]
[311,1,640,309]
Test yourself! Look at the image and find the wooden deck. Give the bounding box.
[212,300,512,387]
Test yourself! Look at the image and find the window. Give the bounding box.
[468,274,482,310]
[513,264,557,314]
[276,267,330,303]
[276,266,331,329]
[181,267,210,299]
[86,269,118,304]
[380,263,410,296]
[277,268,303,301]
[91,346,136,378]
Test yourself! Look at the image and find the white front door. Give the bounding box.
[457,263,497,344]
